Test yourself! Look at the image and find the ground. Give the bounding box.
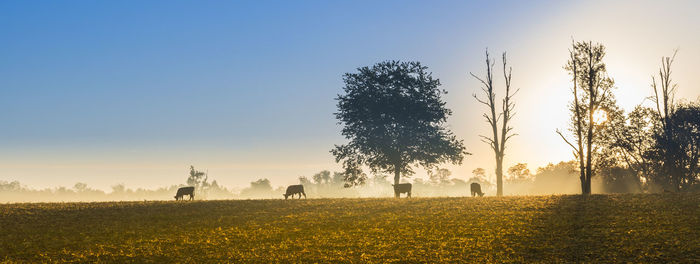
[1,194,699,263]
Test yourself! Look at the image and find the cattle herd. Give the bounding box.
[174,183,485,200]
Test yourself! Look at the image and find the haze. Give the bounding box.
[1,0,699,192]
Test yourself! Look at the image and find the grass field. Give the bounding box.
[1,194,699,263]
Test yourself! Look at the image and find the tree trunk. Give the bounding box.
[496,156,503,196]
[583,44,595,195]
[585,120,593,195]
[394,166,401,198]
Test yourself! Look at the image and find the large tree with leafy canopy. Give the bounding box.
[332,61,468,197]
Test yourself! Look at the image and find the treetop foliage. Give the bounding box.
[332,61,467,186]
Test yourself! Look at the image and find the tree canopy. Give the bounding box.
[332,61,467,191]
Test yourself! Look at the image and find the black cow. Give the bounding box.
[175,186,195,201]
[284,185,306,200]
[470,183,485,197]
[393,183,412,198]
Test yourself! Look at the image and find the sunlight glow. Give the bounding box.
[593,109,608,125]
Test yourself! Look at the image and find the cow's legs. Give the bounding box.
[407,191,411,198]
[302,192,306,199]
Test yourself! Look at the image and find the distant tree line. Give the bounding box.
[1,160,599,202]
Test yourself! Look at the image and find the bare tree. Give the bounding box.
[557,44,586,193]
[557,41,615,195]
[470,49,518,196]
[651,49,678,130]
[647,49,698,191]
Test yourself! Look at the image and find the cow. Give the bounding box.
[470,182,485,197]
[392,183,412,198]
[174,186,195,201]
[283,185,306,200]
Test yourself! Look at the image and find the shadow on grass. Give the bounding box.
[516,194,700,262]
[512,195,616,262]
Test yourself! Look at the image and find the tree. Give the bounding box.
[602,106,659,189]
[506,163,532,183]
[651,50,678,131]
[470,50,518,196]
[646,50,700,191]
[331,172,345,186]
[186,165,209,189]
[469,168,488,182]
[648,103,700,191]
[468,167,492,190]
[240,178,274,198]
[557,41,615,195]
[73,182,88,192]
[332,61,468,197]
[0,180,21,191]
[531,161,580,194]
[428,168,452,185]
[298,176,312,185]
[312,170,332,185]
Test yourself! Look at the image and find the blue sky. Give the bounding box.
[1,1,698,190]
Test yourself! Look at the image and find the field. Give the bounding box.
[1,194,699,263]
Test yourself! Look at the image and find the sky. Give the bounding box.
[1,0,699,191]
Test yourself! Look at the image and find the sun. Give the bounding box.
[593,109,608,125]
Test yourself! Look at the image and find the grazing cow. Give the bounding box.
[393,183,412,198]
[470,183,485,197]
[284,185,306,200]
[174,186,195,201]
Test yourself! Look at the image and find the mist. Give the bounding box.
[1,160,641,203]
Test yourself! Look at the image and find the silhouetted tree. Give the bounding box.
[428,168,452,185]
[557,41,615,195]
[530,161,580,194]
[602,106,658,190]
[645,50,700,191]
[651,50,678,132]
[240,178,274,197]
[471,168,486,180]
[298,176,312,185]
[331,172,345,186]
[506,163,532,183]
[0,180,21,191]
[370,174,391,186]
[312,170,331,185]
[186,165,208,189]
[73,182,88,192]
[332,61,468,197]
[648,103,700,191]
[470,50,518,196]
[468,167,492,190]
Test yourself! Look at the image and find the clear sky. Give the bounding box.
[1,0,699,191]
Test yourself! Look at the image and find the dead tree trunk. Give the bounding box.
[470,50,517,197]
[651,50,679,191]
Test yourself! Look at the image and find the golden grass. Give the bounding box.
[1,194,699,263]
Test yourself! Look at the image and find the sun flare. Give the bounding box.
[593,109,608,125]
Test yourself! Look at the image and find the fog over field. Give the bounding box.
[2,161,620,203]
